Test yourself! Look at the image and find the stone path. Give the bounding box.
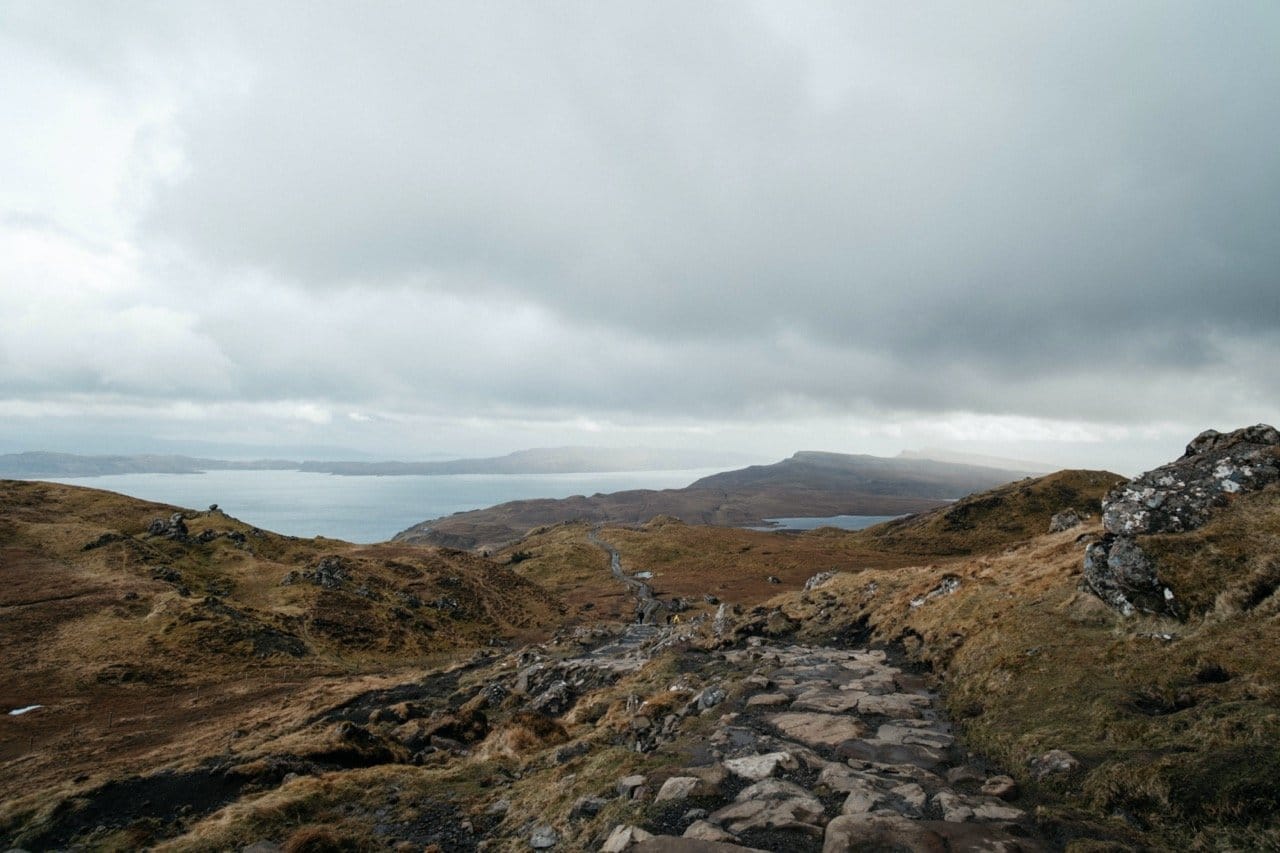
[589,529,668,624]
[603,640,1046,852]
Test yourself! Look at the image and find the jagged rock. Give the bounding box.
[529,824,558,848]
[1048,510,1081,532]
[656,776,703,803]
[889,782,928,815]
[723,751,798,781]
[713,603,732,639]
[838,780,884,815]
[150,566,182,583]
[1083,534,1169,617]
[306,556,349,589]
[909,576,961,608]
[711,789,826,837]
[601,825,653,852]
[616,775,646,798]
[529,680,574,715]
[1083,424,1280,616]
[146,512,189,540]
[1028,749,1079,780]
[697,686,726,710]
[933,790,975,823]
[804,571,838,591]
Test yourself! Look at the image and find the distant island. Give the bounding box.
[0,446,756,479]
[393,450,1036,551]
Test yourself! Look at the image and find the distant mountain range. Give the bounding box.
[0,446,756,479]
[393,450,1035,551]
[0,452,297,477]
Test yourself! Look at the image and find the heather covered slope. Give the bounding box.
[394,451,1030,552]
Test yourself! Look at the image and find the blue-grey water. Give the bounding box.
[757,514,904,531]
[44,468,725,543]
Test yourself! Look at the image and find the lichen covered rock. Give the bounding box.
[1083,424,1280,616]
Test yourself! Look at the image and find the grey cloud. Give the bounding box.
[2,1,1278,449]
[137,4,1279,371]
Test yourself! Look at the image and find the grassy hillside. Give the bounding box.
[837,469,1125,556]
[0,479,565,809]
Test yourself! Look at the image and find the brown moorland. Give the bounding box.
[4,450,1279,850]
[0,478,565,829]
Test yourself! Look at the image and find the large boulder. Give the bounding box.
[1083,424,1280,616]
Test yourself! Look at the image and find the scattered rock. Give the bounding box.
[656,776,703,803]
[804,571,837,591]
[697,686,727,711]
[601,825,654,852]
[1028,749,1079,780]
[82,531,124,551]
[682,820,737,842]
[617,775,646,799]
[1049,509,1081,532]
[528,824,558,848]
[570,795,607,819]
[909,575,961,608]
[146,513,189,540]
[981,775,1018,800]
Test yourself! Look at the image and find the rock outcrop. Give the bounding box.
[1083,424,1280,616]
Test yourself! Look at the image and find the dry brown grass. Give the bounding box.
[0,478,568,827]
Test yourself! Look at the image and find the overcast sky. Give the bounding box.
[2,1,1277,473]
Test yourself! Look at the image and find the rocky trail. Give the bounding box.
[4,534,1059,852]
[594,639,1050,853]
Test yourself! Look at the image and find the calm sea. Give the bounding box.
[43,468,726,543]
